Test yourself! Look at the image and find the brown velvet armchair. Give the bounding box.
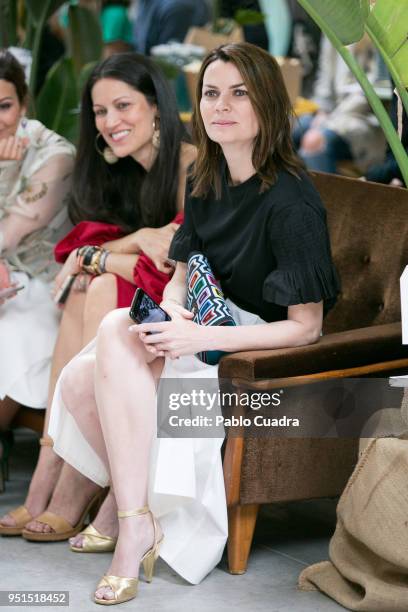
[220,172,408,574]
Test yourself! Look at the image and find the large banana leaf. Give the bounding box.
[25,0,65,25]
[366,0,408,93]
[36,57,79,144]
[77,61,98,98]
[295,0,367,45]
[67,5,103,75]
[0,0,18,47]
[26,0,67,94]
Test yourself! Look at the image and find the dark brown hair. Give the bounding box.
[191,42,302,198]
[0,50,28,104]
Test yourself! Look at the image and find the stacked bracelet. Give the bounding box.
[76,246,110,275]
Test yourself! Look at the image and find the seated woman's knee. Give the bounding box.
[85,273,117,303]
[97,308,131,339]
[59,354,95,417]
[96,308,145,366]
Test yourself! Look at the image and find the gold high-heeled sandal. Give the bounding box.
[0,437,53,535]
[70,524,117,553]
[94,505,163,606]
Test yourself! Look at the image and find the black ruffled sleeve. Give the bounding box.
[168,180,201,262]
[263,200,340,313]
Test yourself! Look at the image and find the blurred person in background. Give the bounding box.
[58,1,133,57]
[286,0,321,98]
[293,35,386,175]
[219,0,269,50]
[364,90,407,187]
[132,0,210,55]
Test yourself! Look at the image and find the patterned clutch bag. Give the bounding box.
[187,252,236,365]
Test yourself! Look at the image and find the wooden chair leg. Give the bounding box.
[227,503,259,574]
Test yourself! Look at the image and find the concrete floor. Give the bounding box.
[0,430,347,612]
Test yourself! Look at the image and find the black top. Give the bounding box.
[169,161,340,323]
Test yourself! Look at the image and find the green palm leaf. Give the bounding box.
[36,57,79,143]
[67,5,103,75]
[296,0,366,45]
[0,0,18,47]
[25,0,65,25]
[25,0,67,95]
[366,0,408,87]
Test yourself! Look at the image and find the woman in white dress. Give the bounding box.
[0,52,195,536]
[0,51,74,447]
[48,42,340,604]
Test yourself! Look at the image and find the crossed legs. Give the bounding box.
[56,308,164,601]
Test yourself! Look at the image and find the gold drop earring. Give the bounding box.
[95,132,119,164]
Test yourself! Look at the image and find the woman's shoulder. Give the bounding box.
[21,119,76,158]
[267,168,325,216]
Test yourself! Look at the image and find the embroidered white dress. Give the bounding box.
[0,119,75,407]
[48,302,265,584]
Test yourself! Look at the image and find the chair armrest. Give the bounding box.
[219,322,408,381]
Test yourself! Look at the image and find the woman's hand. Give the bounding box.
[0,136,29,161]
[130,317,209,360]
[135,223,180,273]
[52,249,82,299]
[160,299,194,321]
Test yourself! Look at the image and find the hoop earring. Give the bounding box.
[152,119,160,150]
[95,132,119,164]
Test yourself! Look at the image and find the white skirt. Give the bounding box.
[0,271,60,408]
[48,301,264,584]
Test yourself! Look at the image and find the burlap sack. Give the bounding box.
[298,434,408,611]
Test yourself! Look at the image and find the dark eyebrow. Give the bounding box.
[93,96,132,108]
[203,83,246,90]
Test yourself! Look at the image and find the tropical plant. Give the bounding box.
[0,0,103,142]
[297,0,408,184]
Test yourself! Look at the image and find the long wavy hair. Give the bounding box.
[69,52,187,231]
[191,42,302,199]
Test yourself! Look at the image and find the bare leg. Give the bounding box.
[93,309,164,601]
[45,308,163,600]
[0,396,20,431]
[0,289,86,527]
[0,396,19,463]
[82,273,118,345]
[22,275,118,534]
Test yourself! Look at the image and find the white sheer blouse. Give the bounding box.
[0,118,76,281]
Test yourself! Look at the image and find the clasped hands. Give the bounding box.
[130,300,212,360]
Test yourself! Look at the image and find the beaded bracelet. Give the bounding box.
[76,245,110,275]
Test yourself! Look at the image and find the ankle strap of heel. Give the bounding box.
[39,437,54,447]
[117,506,149,519]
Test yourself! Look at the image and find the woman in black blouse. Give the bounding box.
[47,43,339,604]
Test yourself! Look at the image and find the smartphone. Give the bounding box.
[0,285,24,299]
[54,274,76,305]
[129,288,171,326]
